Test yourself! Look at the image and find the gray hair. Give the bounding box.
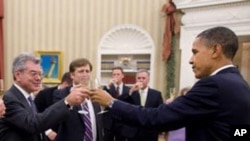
[136,69,150,76]
[12,53,40,73]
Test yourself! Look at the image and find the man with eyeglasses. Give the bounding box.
[0,53,89,141]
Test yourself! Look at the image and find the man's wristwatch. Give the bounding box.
[64,100,73,110]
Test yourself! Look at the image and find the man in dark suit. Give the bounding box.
[124,69,163,141]
[102,66,130,141]
[53,58,104,141]
[0,53,89,141]
[34,72,72,141]
[35,72,72,113]
[91,26,250,141]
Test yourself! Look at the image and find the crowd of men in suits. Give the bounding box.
[0,54,163,141]
[102,67,163,141]
[0,26,250,141]
[90,26,250,141]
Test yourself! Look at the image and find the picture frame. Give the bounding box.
[35,51,62,84]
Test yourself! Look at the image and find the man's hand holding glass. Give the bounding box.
[65,84,90,106]
[90,89,114,108]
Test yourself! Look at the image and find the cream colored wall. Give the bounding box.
[4,0,168,95]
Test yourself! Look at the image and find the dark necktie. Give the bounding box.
[115,86,120,98]
[82,103,93,141]
[28,96,43,140]
[28,96,37,115]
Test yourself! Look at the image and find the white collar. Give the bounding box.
[210,64,235,76]
[14,83,34,99]
[140,86,149,93]
[114,82,123,88]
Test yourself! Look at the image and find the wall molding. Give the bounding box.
[178,0,250,29]
[177,0,250,89]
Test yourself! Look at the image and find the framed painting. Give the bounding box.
[35,51,62,84]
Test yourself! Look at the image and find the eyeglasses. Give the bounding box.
[22,70,43,78]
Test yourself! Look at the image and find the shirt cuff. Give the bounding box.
[106,85,111,90]
[45,129,53,136]
[64,99,73,110]
[108,99,117,108]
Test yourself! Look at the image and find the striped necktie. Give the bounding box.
[82,103,93,141]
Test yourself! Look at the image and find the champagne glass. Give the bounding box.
[135,82,143,91]
[90,78,107,114]
[170,87,176,99]
[78,77,89,115]
[138,82,143,90]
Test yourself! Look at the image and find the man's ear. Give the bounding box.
[14,71,21,82]
[211,43,223,58]
[62,81,69,87]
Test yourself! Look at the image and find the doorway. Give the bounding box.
[233,36,250,85]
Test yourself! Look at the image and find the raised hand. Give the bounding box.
[90,78,107,114]
[90,89,114,108]
[129,82,143,95]
[108,78,118,87]
[65,86,90,106]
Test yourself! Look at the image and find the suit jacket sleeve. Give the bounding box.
[3,87,71,134]
[53,86,71,103]
[110,78,219,131]
[35,86,57,112]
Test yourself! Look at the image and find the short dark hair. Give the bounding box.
[196,26,238,59]
[61,72,72,85]
[112,66,124,74]
[69,58,93,73]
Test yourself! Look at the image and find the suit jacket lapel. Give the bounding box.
[77,102,101,125]
[144,88,153,107]
[131,91,141,105]
[76,105,86,125]
[110,85,117,97]
[63,86,86,125]
[10,85,33,113]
